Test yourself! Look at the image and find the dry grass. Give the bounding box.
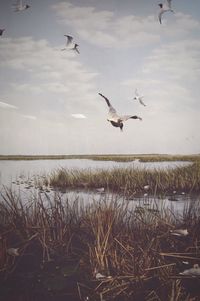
[0,189,200,300]
[49,161,200,195]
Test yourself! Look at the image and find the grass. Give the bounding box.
[49,161,200,195]
[0,189,200,301]
[0,154,199,162]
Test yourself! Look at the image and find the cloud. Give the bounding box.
[71,113,87,119]
[52,2,200,49]
[52,2,160,48]
[21,114,37,120]
[0,101,18,110]
[0,37,99,117]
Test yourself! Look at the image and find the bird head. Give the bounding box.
[158,3,163,8]
[26,5,30,8]
[133,97,137,100]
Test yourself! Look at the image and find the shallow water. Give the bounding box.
[0,158,191,187]
[0,158,197,216]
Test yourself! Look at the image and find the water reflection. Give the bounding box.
[0,158,198,217]
[0,159,192,187]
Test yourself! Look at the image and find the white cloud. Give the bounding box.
[0,101,18,110]
[21,114,37,120]
[71,113,87,119]
[52,2,200,49]
[0,37,99,114]
[52,2,160,48]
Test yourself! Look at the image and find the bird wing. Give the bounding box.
[139,98,146,106]
[158,11,164,24]
[74,46,80,54]
[98,93,116,114]
[64,35,73,46]
[119,115,141,122]
[17,0,22,8]
[167,0,172,9]
[135,89,139,97]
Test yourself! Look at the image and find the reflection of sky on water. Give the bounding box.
[0,159,198,218]
[1,181,199,218]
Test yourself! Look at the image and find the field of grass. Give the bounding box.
[49,160,200,195]
[0,190,200,301]
[0,154,199,162]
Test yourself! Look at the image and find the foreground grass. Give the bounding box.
[0,190,200,301]
[49,161,200,195]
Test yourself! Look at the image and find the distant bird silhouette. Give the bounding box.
[99,93,142,131]
[0,29,5,36]
[61,35,80,54]
[158,0,174,24]
[133,89,146,106]
[13,0,30,12]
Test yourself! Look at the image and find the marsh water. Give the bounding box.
[0,159,198,215]
[0,159,192,186]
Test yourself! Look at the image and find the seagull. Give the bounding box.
[12,0,30,12]
[0,29,5,36]
[7,248,20,256]
[99,93,142,131]
[170,229,188,237]
[158,0,174,24]
[180,264,200,276]
[133,89,146,107]
[61,35,80,54]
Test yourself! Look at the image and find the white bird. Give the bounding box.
[96,187,105,193]
[0,29,5,36]
[133,89,146,107]
[12,0,30,12]
[99,93,142,131]
[158,0,174,24]
[7,248,20,256]
[144,185,150,190]
[170,229,188,237]
[61,35,80,54]
[180,264,200,276]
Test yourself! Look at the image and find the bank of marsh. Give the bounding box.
[49,161,200,195]
[0,190,200,301]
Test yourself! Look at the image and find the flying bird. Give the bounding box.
[0,29,5,36]
[12,0,30,12]
[133,89,146,107]
[158,0,174,24]
[61,35,80,54]
[99,93,142,131]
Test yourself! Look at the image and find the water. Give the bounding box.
[0,159,192,187]
[0,158,197,216]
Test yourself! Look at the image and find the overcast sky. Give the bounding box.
[0,0,200,155]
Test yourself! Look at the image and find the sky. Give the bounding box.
[0,0,200,155]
